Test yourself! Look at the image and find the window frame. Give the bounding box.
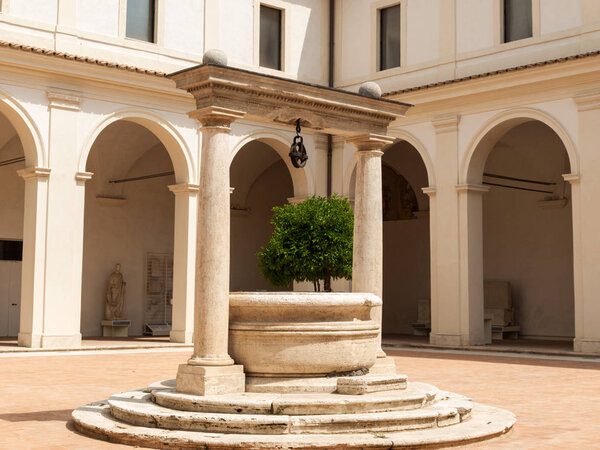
[497,0,540,46]
[119,0,159,45]
[372,0,407,74]
[254,0,288,74]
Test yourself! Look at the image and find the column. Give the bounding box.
[176,106,246,396]
[572,92,600,353]
[347,134,394,369]
[169,183,199,344]
[17,168,50,348]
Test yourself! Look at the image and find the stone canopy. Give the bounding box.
[168,63,411,136]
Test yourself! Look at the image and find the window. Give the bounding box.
[126,0,155,42]
[0,240,22,261]
[260,5,282,70]
[503,0,532,43]
[379,4,401,71]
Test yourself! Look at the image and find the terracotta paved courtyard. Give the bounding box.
[0,348,598,449]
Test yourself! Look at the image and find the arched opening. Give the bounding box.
[81,119,181,338]
[346,140,431,339]
[479,121,574,345]
[0,112,25,338]
[230,139,294,291]
[381,141,431,338]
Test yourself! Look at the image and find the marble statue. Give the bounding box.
[105,263,126,320]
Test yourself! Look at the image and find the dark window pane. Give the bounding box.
[504,0,532,42]
[0,240,22,261]
[126,0,155,42]
[380,5,400,71]
[260,5,282,70]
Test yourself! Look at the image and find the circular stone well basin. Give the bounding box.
[229,292,381,377]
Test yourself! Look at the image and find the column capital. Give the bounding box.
[432,114,460,134]
[287,195,309,204]
[169,183,200,195]
[422,186,437,196]
[562,173,580,184]
[347,133,394,152]
[75,171,93,182]
[47,90,81,111]
[17,167,51,180]
[189,106,246,130]
[455,183,490,194]
[574,91,600,112]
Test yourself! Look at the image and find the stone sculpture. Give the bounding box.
[104,263,126,320]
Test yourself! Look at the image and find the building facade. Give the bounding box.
[0,0,599,353]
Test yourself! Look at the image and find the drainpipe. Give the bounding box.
[326,0,334,198]
[324,0,335,292]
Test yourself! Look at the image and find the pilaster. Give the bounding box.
[169,183,199,344]
[571,91,600,353]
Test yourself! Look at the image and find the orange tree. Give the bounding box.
[258,195,353,291]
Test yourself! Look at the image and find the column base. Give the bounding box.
[574,338,600,354]
[18,332,82,348]
[169,329,193,344]
[369,356,397,375]
[176,364,245,396]
[430,333,485,347]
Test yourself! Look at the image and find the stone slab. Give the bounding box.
[152,381,438,415]
[72,401,515,448]
[369,356,398,375]
[176,363,245,396]
[107,389,470,435]
[336,375,407,395]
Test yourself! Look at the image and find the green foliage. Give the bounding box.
[257,195,354,291]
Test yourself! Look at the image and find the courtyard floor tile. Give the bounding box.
[0,348,598,449]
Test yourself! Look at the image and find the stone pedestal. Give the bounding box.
[101,320,130,337]
[176,364,245,396]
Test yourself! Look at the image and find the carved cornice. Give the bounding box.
[455,184,490,193]
[347,133,394,152]
[17,167,51,180]
[432,114,460,134]
[47,90,81,111]
[169,65,411,136]
[168,183,200,194]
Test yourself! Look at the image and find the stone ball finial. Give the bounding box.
[203,49,228,66]
[358,81,382,99]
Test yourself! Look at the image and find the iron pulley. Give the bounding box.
[289,119,308,168]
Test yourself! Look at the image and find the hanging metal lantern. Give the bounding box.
[289,119,308,168]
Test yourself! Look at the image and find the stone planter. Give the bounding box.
[228,292,381,377]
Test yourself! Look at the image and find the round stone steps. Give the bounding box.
[152,380,437,415]
[72,400,515,449]
[107,389,471,435]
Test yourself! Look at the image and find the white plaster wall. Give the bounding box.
[218,0,254,66]
[76,0,119,37]
[9,0,58,25]
[406,0,440,66]
[541,0,582,35]
[338,0,371,82]
[483,122,574,338]
[456,0,495,54]
[81,127,175,337]
[162,0,204,53]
